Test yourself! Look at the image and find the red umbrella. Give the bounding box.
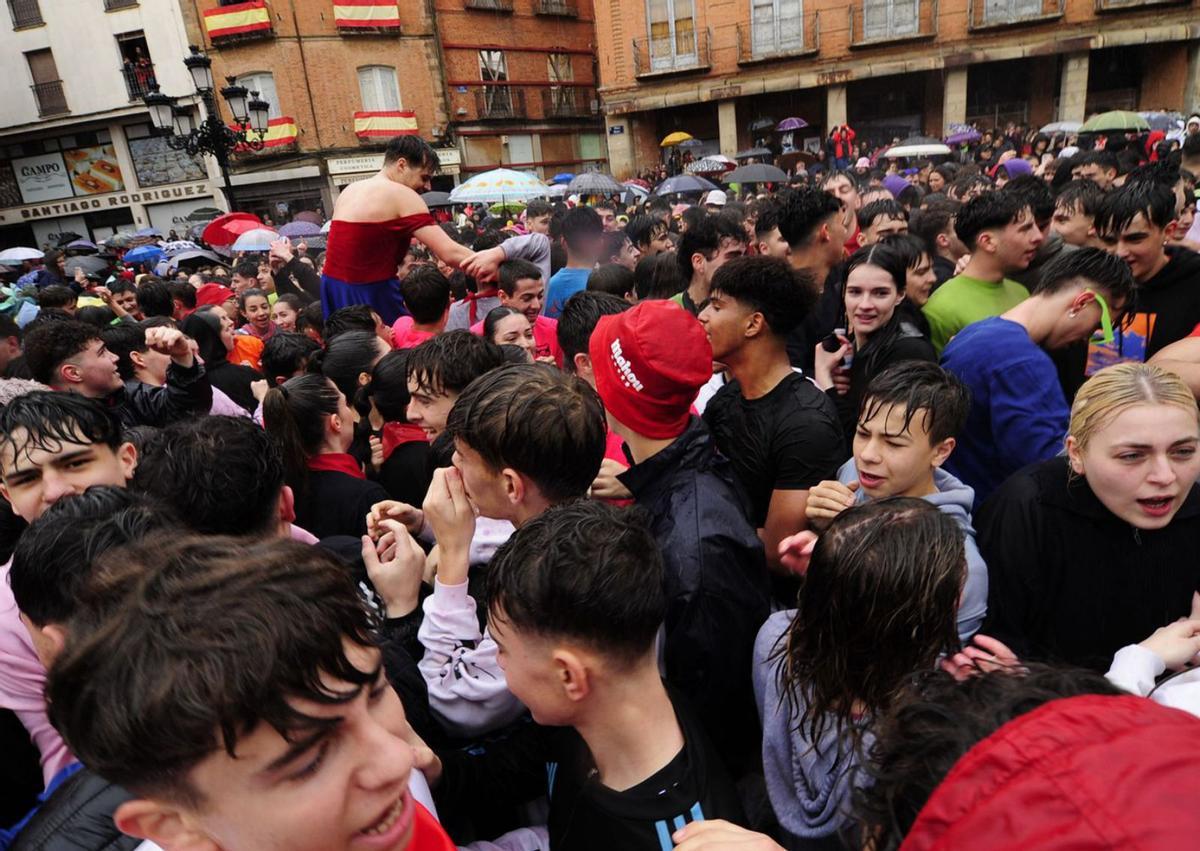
[201,212,262,247]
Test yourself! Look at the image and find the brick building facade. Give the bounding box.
[594,0,1200,178]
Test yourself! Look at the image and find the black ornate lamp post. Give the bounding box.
[142,45,271,210]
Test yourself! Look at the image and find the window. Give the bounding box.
[479,50,512,115]
[7,0,43,28]
[752,0,803,55]
[358,66,401,112]
[983,0,1040,20]
[505,134,534,165]
[862,0,916,39]
[26,48,66,115]
[117,31,156,100]
[235,71,280,119]
[647,0,696,69]
[547,53,573,113]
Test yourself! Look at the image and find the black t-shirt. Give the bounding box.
[703,372,845,526]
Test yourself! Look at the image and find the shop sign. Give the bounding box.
[14,152,72,204]
[4,182,212,223]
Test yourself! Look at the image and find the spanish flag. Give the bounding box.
[232,116,299,150]
[335,0,401,28]
[204,0,272,39]
[354,111,419,140]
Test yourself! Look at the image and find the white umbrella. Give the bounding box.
[230,228,280,253]
[448,168,549,204]
[320,219,332,234]
[0,247,44,264]
[881,141,951,158]
[545,184,567,198]
[1040,121,1082,135]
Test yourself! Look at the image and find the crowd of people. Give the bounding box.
[3,124,1200,851]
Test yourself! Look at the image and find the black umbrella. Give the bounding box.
[724,164,789,184]
[567,172,625,195]
[749,117,777,132]
[736,147,773,159]
[54,232,85,247]
[654,174,719,195]
[64,256,109,276]
[185,207,225,223]
[422,191,454,208]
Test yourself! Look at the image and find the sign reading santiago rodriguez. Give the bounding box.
[0,182,214,224]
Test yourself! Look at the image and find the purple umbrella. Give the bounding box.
[776,117,808,131]
[945,124,981,145]
[279,221,322,238]
[293,210,323,225]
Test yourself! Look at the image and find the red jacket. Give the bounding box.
[902,694,1200,850]
[830,126,856,159]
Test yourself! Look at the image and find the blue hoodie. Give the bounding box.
[838,458,988,641]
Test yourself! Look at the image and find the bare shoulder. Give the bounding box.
[334,176,420,222]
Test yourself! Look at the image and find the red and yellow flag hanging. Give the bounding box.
[334,0,401,28]
[354,111,419,140]
[231,116,299,151]
[203,1,272,39]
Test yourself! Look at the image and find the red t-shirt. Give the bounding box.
[470,314,563,366]
[391,316,437,350]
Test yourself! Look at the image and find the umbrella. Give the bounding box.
[448,168,549,204]
[123,245,164,265]
[488,201,526,216]
[545,184,567,198]
[685,157,735,175]
[736,147,773,159]
[65,239,100,253]
[421,191,454,208]
[624,178,651,189]
[723,164,789,184]
[292,210,323,225]
[677,138,706,148]
[551,172,575,184]
[654,174,719,195]
[64,256,108,276]
[160,240,201,256]
[776,117,808,131]
[623,183,650,201]
[230,228,280,253]
[944,124,981,145]
[567,172,625,195]
[749,117,777,132]
[291,234,326,251]
[0,247,42,264]
[1139,111,1183,132]
[881,136,952,158]
[54,232,85,247]
[166,249,222,270]
[279,221,322,238]
[105,232,139,249]
[1080,110,1150,133]
[1040,121,1082,135]
[134,227,162,238]
[185,206,225,223]
[201,212,262,247]
[660,131,694,147]
[320,220,332,234]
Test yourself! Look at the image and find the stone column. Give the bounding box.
[1185,41,1200,115]
[943,68,968,131]
[718,100,738,158]
[604,114,634,179]
[1058,51,1090,123]
[826,83,847,129]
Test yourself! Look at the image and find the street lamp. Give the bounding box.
[142,44,271,209]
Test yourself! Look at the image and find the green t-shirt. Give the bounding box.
[923,274,1029,355]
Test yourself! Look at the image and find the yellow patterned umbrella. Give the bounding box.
[660,131,694,147]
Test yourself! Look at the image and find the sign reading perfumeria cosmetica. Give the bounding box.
[0,181,213,224]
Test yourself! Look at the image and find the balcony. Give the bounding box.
[535,0,577,15]
[464,0,512,10]
[736,13,819,65]
[121,61,156,101]
[968,0,1062,29]
[1095,0,1189,10]
[7,0,43,28]
[104,0,138,9]
[542,87,596,118]
[475,86,525,120]
[31,80,67,116]
[849,0,937,48]
[633,27,712,79]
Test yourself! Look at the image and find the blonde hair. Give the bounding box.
[1069,362,1198,452]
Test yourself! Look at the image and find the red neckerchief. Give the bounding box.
[306,453,365,479]
[382,422,428,461]
[465,288,499,325]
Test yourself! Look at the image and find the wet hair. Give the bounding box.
[310,330,383,406]
[11,486,174,626]
[37,286,77,311]
[482,306,527,345]
[587,263,635,299]
[859,362,970,446]
[525,199,553,220]
[0,314,22,342]
[361,349,412,423]
[498,258,542,296]
[233,261,259,281]
[853,665,1124,850]
[953,191,1030,250]
[556,291,630,372]
[1031,245,1134,302]
[675,212,748,282]
[237,287,270,312]
[908,200,960,256]
[0,390,123,463]
[754,200,780,238]
[560,206,604,254]
[261,331,321,385]
[625,214,668,250]
[22,320,102,386]
[385,134,439,170]
[633,252,686,301]
[1093,181,1178,234]
[46,534,378,804]
[296,301,324,339]
[322,304,377,341]
[134,415,286,537]
[399,264,451,324]
[775,498,965,748]
[168,281,197,311]
[843,243,918,377]
[818,169,862,194]
[1068,362,1198,454]
[75,306,116,328]
[1077,150,1119,176]
[487,500,665,668]
[405,329,504,398]
[776,186,844,249]
[262,373,343,492]
[602,230,631,263]
[446,363,606,502]
[133,280,171,319]
[680,206,707,234]
[857,199,907,231]
[1054,179,1105,217]
[100,323,148,381]
[710,255,816,337]
[1002,175,1054,223]
[880,232,931,272]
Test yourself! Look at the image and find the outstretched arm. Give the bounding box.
[414,224,473,271]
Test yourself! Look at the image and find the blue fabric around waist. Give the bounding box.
[320,274,409,326]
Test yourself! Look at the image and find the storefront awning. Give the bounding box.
[231,116,299,151]
[335,0,401,28]
[353,111,418,140]
[203,1,272,40]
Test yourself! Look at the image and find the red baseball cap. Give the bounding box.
[195,283,236,308]
[589,301,711,439]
